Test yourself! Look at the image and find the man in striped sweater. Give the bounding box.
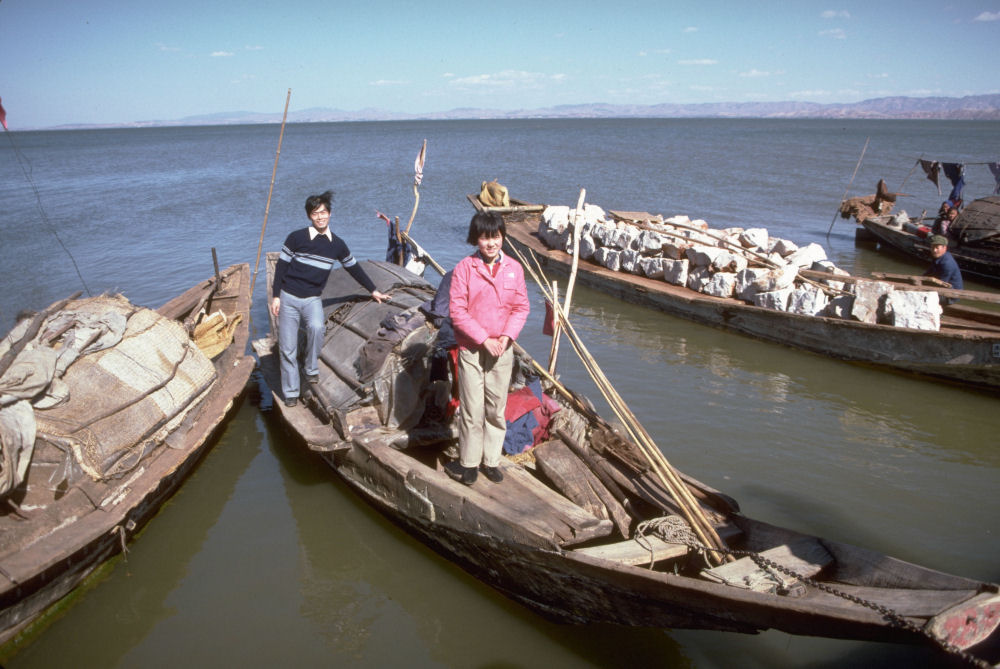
[270,190,389,407]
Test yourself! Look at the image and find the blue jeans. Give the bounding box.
[277,290,324,400]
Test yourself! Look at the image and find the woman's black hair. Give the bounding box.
[466,211,506,246]
[305,190,334,215]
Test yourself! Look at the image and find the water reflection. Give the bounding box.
[7,404,258,668]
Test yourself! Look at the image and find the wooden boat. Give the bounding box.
[0,263,255,648]
[468,195,1000,392]
[860,196,1000,283]
[252,257,1000,665]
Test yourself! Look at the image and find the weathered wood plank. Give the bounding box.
[701,537,834,586]
[534,438,633,538]
[574,523,743,566]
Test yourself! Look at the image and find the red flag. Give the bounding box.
[0,97,7,130]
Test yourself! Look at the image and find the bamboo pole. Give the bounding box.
[827,137,869,239]
[251,88,291,298]
[548,189,585,374]
[546,280,560,373]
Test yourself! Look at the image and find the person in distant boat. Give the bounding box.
[271,190,389,407]
[924,234,963,305]
[445,211,530,486]
[932,203,959,236]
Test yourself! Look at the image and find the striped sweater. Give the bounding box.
[271,226,376,299]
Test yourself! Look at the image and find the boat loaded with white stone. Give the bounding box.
[468,192,1000,392]
[252,255,1000,666]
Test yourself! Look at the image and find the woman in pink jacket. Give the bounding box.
[445,211,530,485]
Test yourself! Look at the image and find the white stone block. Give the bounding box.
[594,247,621,272]
[638,257,665,279]
[888,291,941,331]
[753,288,793,311]
[788,285,830,316]
[825,295,855,319]
[785,242,828,268]
[739,228,769,250]
[620,249,642,274]
[703,272,737,298]
[662,259,689,286]
[735,267,774,302]
[770,238,799,257]
[686,245,727,268]
[687,266,712,292]
[851,280,894,324]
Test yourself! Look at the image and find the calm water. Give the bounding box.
[1,119,998,667]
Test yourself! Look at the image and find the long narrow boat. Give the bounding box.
[860,196,1000,282]
[0,263,255,648]
[252,257,1000,665]
[468,195,1000,392]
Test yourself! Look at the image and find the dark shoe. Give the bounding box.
[306,374,319,384]
[444,461,477,486]
[480,465,503,483]
[284,397,298,407]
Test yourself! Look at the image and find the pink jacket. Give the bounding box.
[449,251,530,351]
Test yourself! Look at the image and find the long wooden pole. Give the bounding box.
[827,137,870,239]
[548,189,586,374]
[250,88,292,297]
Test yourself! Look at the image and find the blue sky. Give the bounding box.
[1,0,998,128]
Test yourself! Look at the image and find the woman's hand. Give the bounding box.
[270,296,281,317]
[371,290,390,303]
[483,335,510,357]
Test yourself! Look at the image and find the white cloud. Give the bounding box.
[211,51,234,57]
[448,70,565,89]
[370,79,407,86]
[739,69,772,78]
[157,43,181,52]
[819,28,846,39]
[867,72,889,79]
[821,10,850,19]
[974,11,1000,21]
[639,48,672,57]
[244,45,264,51]
[683,26,698,33]
[678,59,718,66]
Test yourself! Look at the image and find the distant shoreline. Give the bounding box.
[24,93,1000,131]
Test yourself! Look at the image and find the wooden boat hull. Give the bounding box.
[0,264,255,648]
[252,258,1000,664]
[493,208,1000,391]
[860,197,1000,282]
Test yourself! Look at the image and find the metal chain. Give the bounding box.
[636,517,992,668]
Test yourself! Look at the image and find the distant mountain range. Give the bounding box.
[56,94,1000,129]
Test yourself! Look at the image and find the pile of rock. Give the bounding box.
[537,204,943,331]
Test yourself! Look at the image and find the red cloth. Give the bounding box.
[543,300,555,335]
[504,386,542,422]
[0,97,7,131]
[446,347,460,418]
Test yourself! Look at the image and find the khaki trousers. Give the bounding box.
[457,346,513,469]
